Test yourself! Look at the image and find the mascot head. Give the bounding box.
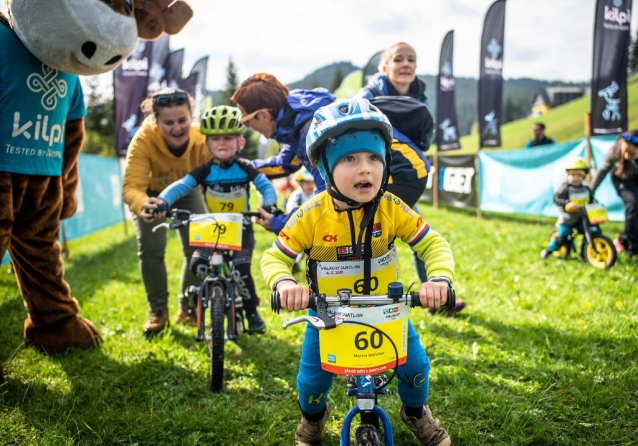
[4,0,193,76]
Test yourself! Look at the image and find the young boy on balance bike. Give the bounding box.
[142,106,277,333]
[262,98,454,446]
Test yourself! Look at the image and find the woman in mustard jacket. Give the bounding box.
[123,88,211,335]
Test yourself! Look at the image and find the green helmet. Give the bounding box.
[200,106,245,136]
[565,157,589,173]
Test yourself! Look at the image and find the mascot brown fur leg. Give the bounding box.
[0,170,102,354]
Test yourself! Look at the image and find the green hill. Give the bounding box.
[438,75,638,155]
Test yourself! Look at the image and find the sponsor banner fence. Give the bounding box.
[437,30,461,151]
[591,0,632,135]
[422,155,477,208]
[478,137,624,221]
[2,154,125,266]
[478,0,506,148]
[113,40,153,157]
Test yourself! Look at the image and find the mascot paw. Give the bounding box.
[24,316,103,354]
[60,195,78,220]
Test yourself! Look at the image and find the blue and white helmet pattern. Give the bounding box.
[306,98,393,167]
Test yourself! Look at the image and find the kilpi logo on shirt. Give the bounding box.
[27,64,68,111]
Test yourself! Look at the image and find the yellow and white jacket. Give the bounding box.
[261,191,454,295]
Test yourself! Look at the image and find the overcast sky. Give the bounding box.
[3,0,637,91]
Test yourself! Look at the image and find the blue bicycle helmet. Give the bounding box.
[305,97,394,240]
[306,98,393,168]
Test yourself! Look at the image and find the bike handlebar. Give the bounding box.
[152,208,263,232]
[271,282,456,329]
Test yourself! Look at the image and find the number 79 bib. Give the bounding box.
[205,189,248,213]
[188,213,244,251]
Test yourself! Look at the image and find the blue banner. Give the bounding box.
[2,154,125,265]
[63,154,125,240]
[479,137,623,220]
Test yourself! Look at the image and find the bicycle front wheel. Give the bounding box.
[209,284,225,392]
[584,234,617,269]
[354,424,383,446]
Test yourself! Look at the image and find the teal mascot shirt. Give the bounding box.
[0,25,86,176]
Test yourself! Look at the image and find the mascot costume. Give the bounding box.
[0,0,193,382]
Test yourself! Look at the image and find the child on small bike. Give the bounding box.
[142,105,277,333]
[541,157,596,259]
[262,98,454,446]
[286,167,316,213]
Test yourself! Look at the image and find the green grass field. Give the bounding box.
[1,202,636,445]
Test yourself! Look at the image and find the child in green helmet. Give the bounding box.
[541,157,596,259]
[142,105,277,333]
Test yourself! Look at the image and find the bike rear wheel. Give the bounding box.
[584,234,617,269]
[354,424,383,446]
[209,284,225,392]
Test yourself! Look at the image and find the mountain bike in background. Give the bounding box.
[546,203,616,269]
[154,208,261,391]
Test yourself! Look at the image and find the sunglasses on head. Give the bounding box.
[239,108,269,124]
[622,133,638,145]
[152,92,188,106]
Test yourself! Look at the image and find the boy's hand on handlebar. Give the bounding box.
[255,207,274,231]
[276,280,309,312]
[141,197,169,222]
[418,281,448,309]
[565,202,580,213]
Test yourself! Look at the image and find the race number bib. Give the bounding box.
[568,190,589,207]
[585,203,609,225]
[188,213,244,251]
[319,304,409,375]
[316,247,400,296]
[205,189,248,213]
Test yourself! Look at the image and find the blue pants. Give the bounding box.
[297,318,431,414]
[547,223,579,252]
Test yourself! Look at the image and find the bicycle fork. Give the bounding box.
[341,375,394,446]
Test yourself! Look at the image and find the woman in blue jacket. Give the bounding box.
[356,42,466,315]
[231,73,335,233]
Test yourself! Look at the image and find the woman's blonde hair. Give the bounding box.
[378,42,417,72]
[140,87,194,126]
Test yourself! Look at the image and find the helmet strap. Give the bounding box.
[321,149,392,228]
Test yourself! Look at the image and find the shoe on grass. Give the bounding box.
[400,404,451,446]
[143,309,168,335]
[613,238,626,254]
[540,249,550,259]
[295,405,330,446]
[175,308,197,326]
[245,310,266,334]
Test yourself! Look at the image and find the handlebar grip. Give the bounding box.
[270,289,316,313]
[409,285,456,311]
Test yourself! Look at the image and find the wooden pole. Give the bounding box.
[118,156,129,236]
[61,222,71,260]
[584,112,594,186]
[433,153,439,210]
[476,153,482,218]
